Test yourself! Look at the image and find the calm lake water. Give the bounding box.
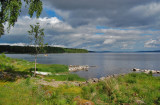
[6,53,160,79]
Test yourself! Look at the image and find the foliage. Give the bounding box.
[0,23,4,36]
[29,64,69,73]
[0,45,88,53]
[0,54,71,81]
[28,23,45,55]
[64,48,88,53]
[28,23,45,76]
[0,54,69,74]
[0,79,81,105]
[0,53,15,71]
[0,0,43,36]
[81,73,160,104]
[0,72,159,105]
[1,54,160,104]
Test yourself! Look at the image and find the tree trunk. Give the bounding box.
[34,55,37,76]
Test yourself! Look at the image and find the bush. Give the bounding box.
[126,79,137,84]
[0,63,15,72]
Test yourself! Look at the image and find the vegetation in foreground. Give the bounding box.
[0,54,84,81]
[0,54,160,105]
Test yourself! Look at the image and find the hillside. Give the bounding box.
[0,45,88,53]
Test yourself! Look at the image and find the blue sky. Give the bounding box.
[0,0,160,51]
[45,8,63,20]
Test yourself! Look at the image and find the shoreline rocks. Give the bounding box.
[69,65,89,72]
[86,73,125,84]
[132,68,160,74]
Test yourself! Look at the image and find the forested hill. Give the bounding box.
[0,45,88,53]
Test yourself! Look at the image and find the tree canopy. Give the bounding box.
[0,0,43,37]
[28,22,45,55]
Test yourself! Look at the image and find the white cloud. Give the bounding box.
[1,14,159,51]
[39,17,61,24]
[103,39,116,44]
[0,43,26,46]
[121,42,134,49]
[130,2,160,18]
[144,39,160,48]
[50,44,66,48]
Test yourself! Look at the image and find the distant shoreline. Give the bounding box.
[0,45,88,53]
[89,51,160,53]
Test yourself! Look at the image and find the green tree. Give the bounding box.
[0,0,43,37]
[28,23,45,76]
[0,23,4,36]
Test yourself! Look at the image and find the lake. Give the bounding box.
[6,53,160,79]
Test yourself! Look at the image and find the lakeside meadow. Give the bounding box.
[0,54,160,105]
[1,0,160,105]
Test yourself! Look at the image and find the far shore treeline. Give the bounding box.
[0,45,88,53]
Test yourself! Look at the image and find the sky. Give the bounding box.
[0,0,160,51]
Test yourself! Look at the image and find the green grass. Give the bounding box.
[0,54,160,105]
[0,78,81,105]
[0,54,85,82]
[0,72,160,104]
[45,74,86,81]
[34,64,68,73]
[80,73,160,105]
[0,53,68,74]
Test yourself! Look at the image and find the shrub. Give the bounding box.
[0,63,15,72]
[25,78,31,86]
[149,71,153,76]
[126,79,137,84]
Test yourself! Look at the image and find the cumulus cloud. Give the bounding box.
[42,0,159,28]
[0,43,26,46]
[130,2,160,18]
[103,39,116,44]
[1,0,160,51]
[145,39,160,48]
[1,15,158,51]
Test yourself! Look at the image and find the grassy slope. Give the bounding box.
[0,54,160,105]
[82,73,160,104]
[0,54,68,73]
[0,73,159,105]
[0,54,85,81]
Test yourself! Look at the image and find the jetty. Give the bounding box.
[132,68,160,74]
[69,65,89,72]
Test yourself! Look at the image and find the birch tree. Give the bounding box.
[28,23,45,76]
[0,0,43,36]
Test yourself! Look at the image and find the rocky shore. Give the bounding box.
[86,73,126,84]
[132,68,160,74]
[69,65,89,72]
[37,73,127,87]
